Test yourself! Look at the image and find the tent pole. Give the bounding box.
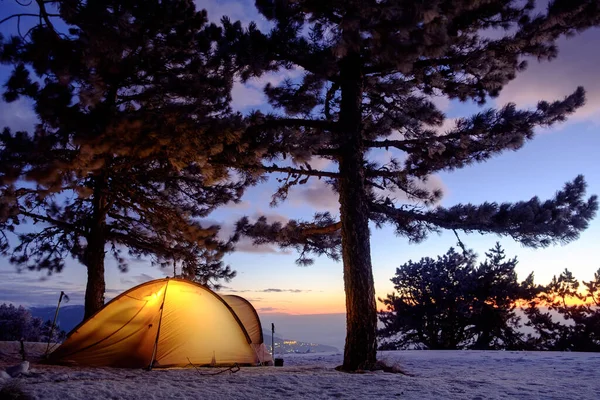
[271,323,275,362]
[45,291,65,357]
[147,280,170,371]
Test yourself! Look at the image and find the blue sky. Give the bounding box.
[0,1,599,317]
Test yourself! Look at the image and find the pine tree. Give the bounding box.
[0,0,246,318]
[469,243,531,350]
[378,248,477,350]
[525,268,600,351]
[378,244,535,350]
[224,0,600,370]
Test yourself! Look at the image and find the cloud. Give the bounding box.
[231,68,305,112]
[202,212,293,255]
[231,80,265,111]
[431,92,451,113]
[224,288,310,293]
[196,0,270,30]
[249,211,290,225]
[234,240,289,254]
[261,288,310,293]
[496,27,600,124]
[289,179,339,213]
[0,267,140,307]
[306,156,331,170]
[256,307,281,312]
[0,284,86,307]
[287,162,447,211]
[0,270,86,306]
[0,98,37,133]
[222,200,252,211]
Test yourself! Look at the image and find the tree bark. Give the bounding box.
[337,51,378,371]
[83,176,107,320]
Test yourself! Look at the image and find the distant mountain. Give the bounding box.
[259,313,346,351]
[30,305,84,333]
[263,331,339,354]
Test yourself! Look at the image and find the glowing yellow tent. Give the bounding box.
[48,278,272,368]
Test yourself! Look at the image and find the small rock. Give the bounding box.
[0,370,11,380]
[5,361,29,378]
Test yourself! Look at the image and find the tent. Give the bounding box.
[48,278,272,368]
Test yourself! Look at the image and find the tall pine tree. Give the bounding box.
[0,0,247,318]
[224,0,599,370]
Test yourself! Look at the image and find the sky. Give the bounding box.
[1,1,600,325]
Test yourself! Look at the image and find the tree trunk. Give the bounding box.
[337,52,377,371]
[83,177,107,320]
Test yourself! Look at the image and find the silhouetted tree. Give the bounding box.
[524,268,600,351]
[378,244,535,350]
[0,0,247,318]
[222,0,599,369]
[0,303,66,342]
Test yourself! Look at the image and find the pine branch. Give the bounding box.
[370,176,598,248]
[19,210,86,236]
[0,13,50,26]
[240,163,339,179]
[248,118,336,131]
[404,88,586,176]
[300,221,342,236]
[364,139,412,151]
[34,0,60,38]
[235,213,341,265]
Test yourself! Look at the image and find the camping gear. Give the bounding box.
[271,322,284,366]
[271,323,275,361]
[45,291,69,356]
[48,278,272,368]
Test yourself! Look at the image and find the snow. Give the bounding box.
[1,342,599,399]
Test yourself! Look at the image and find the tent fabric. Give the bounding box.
[222,295,264,344]
[48,278,270,368]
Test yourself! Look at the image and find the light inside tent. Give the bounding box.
[144,287,164,304]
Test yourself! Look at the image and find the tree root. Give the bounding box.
[334,359,412,375]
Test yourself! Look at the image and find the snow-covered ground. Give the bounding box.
[1,342,599,399]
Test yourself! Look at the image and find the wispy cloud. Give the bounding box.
[0,270,84,306]
[0,269,132,307]
[196,0,270,30]
[231,80,266,111]
[222,200,252,211]
[0,97,37,132]
[496,28,600,124]
[202,212,293,255]
[231,68,305,112]
[306,156,331,171]
[262,288,310,293]
[256,306,281,312]
[225,288,311,293]
[289,179,339,213]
